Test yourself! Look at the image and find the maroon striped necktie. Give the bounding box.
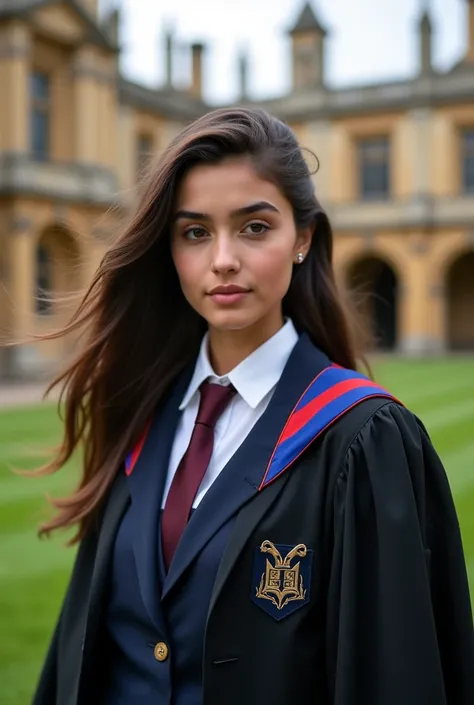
[161,381,236,570]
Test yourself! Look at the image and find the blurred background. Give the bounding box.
[0,1,473,702]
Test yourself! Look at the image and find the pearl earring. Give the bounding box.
[297,252,304,264]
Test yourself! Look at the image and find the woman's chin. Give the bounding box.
[205,310,261,333]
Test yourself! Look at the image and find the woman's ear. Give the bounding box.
[294,225,314,260]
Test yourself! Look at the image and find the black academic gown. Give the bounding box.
[32,334,474,705]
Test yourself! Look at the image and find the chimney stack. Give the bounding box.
[418,5,433,76]
[289,2,328,91]
[102,7,120,45]
[164,29,174,88]
[467,0,474,62]
[82,0,98,17]
[190,42,205,99]
[238,50,249,100]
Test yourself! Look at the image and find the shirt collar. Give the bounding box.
[179,319,299,411]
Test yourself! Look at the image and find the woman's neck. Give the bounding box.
[207,316,285,376]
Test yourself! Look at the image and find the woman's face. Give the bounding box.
[171,157,311,340]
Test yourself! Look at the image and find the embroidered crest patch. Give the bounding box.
[251,540,312,620]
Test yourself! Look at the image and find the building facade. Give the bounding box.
[0,0,473,378]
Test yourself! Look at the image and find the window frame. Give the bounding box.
[30,70,51,162]
[461,127,474,194]
[357,134,391,201]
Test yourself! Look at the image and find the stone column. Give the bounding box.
[399,234,446,355]
[0,22,31,153]
[330,126,355,202]
[397,109,441,354]
[116,104,135,196]
[8,219,38,376]
[72,46,99,164]
[97,57,119,171]
[409,108,432,197]
[431,113,456,196]
[306,120,332,203]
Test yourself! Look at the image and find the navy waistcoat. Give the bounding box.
[104,503,235,705]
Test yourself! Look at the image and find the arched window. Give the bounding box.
[35,244,52,315]
[347,256,399,350]
[447,251,474,350]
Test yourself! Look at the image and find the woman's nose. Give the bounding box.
[211,235,241,273]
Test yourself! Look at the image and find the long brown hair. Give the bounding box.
[34,107,368,542]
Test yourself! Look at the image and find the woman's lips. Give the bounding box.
[208,286,250,305]
[209,291,249,305]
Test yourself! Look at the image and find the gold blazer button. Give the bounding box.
[154,642,169,662]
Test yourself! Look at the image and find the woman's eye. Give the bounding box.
[243,222,269,235]
[184,226,208,240]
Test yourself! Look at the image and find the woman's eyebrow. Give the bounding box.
[230,201,280,217]
[173,209,211,222]
[173,201,280,223]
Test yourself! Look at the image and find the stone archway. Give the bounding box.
[347,256,399,350]
[446,251,474,350]
[35,225,81,319]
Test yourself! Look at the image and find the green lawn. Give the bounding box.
[1,357,474,703]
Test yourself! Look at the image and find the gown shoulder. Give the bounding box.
[324,400,474,705]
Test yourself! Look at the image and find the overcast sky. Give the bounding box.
[103,0,466,104]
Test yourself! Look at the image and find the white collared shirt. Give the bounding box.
[161,319,299,508]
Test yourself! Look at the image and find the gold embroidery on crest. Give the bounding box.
[256,540,307,610]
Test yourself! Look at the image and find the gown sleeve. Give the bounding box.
[326,402,474,705]
[31,609,61,705]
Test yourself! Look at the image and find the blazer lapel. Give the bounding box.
[208,465,291,618]
[162,334,329,600]
[125,368,192,629]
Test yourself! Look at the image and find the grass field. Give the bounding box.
[1,357,473,703]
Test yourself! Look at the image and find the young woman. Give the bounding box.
[32,107,473,705]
